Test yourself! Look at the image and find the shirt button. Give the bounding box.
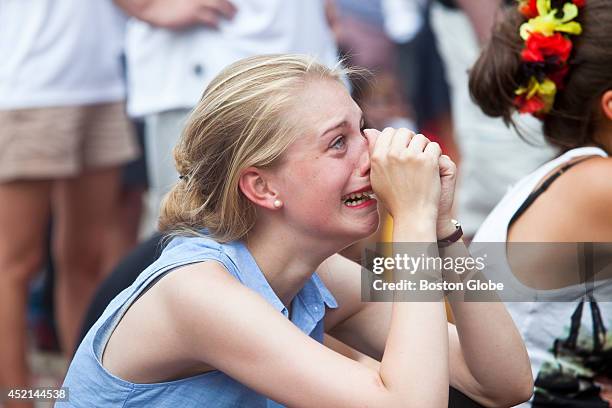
[193,64,204,76]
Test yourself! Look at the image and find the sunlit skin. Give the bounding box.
[240,78,380,308]
[266,78,379,244]
[99,77,532,408]
[103,78,384,382]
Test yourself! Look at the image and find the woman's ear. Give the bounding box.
[601,90,612,121]
[239,167,279,210]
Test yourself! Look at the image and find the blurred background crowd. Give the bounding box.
[0,1,557,407]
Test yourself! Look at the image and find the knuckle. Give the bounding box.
[382,127,395,137]
[388,151,403,162]
[371,153,382,163]
[404,153,419,164]
[420,155,437,167]
[414,134,430,144]
[396,127,411,136]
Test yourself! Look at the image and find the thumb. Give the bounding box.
[438,154,456,177]
[363,128,381,156]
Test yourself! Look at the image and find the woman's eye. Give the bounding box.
[330,136,346,150]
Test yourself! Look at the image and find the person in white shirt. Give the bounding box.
[0,1,138,404]
[113,0,340,235]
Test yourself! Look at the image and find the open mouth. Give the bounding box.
[342,190,376,207]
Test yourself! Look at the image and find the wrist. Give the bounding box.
[393,217,437,242]
[437,219,463,246]
[437,217,457,239]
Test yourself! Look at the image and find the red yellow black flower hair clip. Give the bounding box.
[514,0,584,117]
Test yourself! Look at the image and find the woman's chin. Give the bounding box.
[348,216,380,240]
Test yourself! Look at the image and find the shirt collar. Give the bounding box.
[229,240,338,318]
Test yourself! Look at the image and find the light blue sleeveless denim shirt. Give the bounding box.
[58,234,338,407]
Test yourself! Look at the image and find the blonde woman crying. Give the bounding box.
[57,54,532,408]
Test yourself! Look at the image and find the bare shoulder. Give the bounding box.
[535,156,612,239]
[100,261,237,383]
[556,157,612,218]
[158,260,239,301]
[562,156,612,190]
[157,260,251,343]
[156,260,394,408]
[509,156,612,242]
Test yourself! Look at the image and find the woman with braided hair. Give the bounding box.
[470,0,612,406]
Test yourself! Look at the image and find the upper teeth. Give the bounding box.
[344,191,374,202]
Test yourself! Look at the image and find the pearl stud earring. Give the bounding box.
[273,199,283,209]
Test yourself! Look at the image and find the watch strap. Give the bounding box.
[437,220,463,247]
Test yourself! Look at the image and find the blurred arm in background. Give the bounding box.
[113,0,236,29]
[454,0,502,44]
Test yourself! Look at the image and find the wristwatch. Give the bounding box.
[437,219,463,247]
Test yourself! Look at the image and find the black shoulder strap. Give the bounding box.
[508,156,596,228]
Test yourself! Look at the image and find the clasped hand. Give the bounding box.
[363,128,457,238]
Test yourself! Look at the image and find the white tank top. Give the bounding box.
[472,146,611,407]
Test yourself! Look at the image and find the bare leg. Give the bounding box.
[52,166,122,356]
[0,181,51,408]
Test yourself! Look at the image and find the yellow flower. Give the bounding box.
[520,0,582,39]
[515,77,557,112]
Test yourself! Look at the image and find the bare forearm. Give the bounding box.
[378,220,449,406]
[380,301,449,406]
[113,0,154,20]
[324,334,380,371]
[113,0,236,29]
[455,0,503,45]
[450,303,532,405]
[440,242,533,404]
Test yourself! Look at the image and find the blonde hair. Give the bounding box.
[159,54,352,242]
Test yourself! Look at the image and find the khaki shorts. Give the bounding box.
[0,102,139,182]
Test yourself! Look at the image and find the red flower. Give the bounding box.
[515,94,546,114]
[521,33,573,63]
[572,0,586,7]
[519,0,538,18]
